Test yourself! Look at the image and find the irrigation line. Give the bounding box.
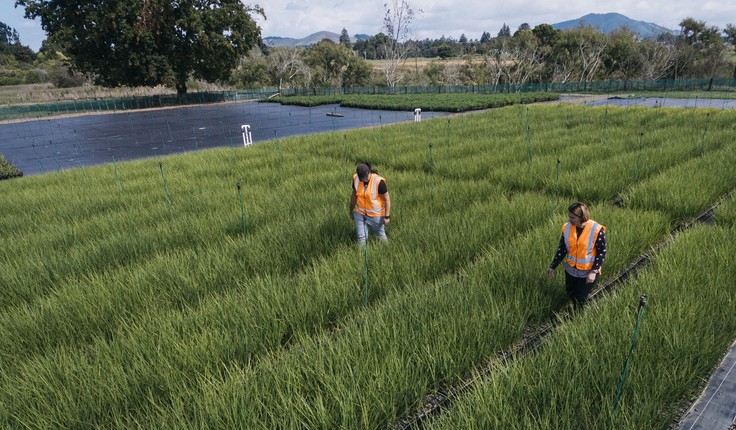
[392,187,736,430]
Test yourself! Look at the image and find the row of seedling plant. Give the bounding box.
[1,103,735,428]
[427,193,736,429]
[267,92,559,112]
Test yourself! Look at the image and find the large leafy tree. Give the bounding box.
[15,0,264,94]
[305,40,370,88]
[0,21,35,63]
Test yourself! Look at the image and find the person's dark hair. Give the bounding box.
[361,160,377,174]
[567,202,590,222]
[357,161,378,181]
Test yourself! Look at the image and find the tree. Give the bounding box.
[550,25,607,82]
[0,22,21,48]
[672,18,727,78]
[305,40,370,87]
[602,28,642,80]
[480,31,491,44]
[0,21,36,63]
[229,46,271,89]
[266,47,311,91]
[515,23,530,35]
[15,0,264,94]
[381,0,421,86]
[339,28,352,48]
[497,24,511,38]
[637,38,676,80]
[725,24,736,45]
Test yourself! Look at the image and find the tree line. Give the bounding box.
[2,0,736,93]
[232,18,736,90]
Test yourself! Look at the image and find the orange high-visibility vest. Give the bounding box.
[563,219,606,271]
[353,173,386,217]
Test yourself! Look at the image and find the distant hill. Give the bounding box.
[264,31,368,47]
[552,13,676,39]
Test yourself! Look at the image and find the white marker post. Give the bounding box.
[414,108,422,122]
[241,125,252,147]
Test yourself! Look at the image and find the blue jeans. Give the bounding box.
[354,212,387,244]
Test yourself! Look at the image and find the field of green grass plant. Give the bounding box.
[427,193,736,430]
[267,92,560,111]
[1,103,735,428]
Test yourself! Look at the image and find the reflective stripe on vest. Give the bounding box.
[353,173,386,217]
[563,220,605,271]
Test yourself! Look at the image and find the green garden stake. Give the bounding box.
[379,115,384,146]
[237,182,247,253]
[31,142,43,171]
[526,124,532,173]
[608,295,647,430]
[77,161,88,183]
[165,117,173,141]
[601,109,608,145]
[700,113,710,155]
[550,159,560,214]
[343,135,349,183]
[49,140,61,171]
[446,119,451,150]
[113,156,123,195]
[73,129,84,158]
[428,144,434,178]
[159,161,174,218]
[363,242,369,307]
[635,133,643,182]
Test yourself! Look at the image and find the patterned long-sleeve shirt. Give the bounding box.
[550,227,607,272]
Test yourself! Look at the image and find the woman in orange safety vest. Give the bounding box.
[546,202,607,307]
[348,162,391,245]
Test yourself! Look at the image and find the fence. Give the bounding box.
[2,78,736,122]
[281,78,736,97]
[0,88,279,122]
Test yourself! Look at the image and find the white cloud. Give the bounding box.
[4,0,735,52]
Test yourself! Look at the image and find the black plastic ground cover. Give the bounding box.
[0,102,449,176]
[393,188,736,430]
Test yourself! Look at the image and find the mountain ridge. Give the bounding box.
[263,13,677,47]
[552,12,676,38]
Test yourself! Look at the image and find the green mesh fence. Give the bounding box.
[280,78,736,96]
[2,78,735,122]
[0,88,279,122]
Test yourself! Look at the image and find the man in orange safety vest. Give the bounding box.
[348,162,391,245]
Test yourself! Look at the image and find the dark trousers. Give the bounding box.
[565,271,597,306]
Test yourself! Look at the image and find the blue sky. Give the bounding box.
[3,0,735,52]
